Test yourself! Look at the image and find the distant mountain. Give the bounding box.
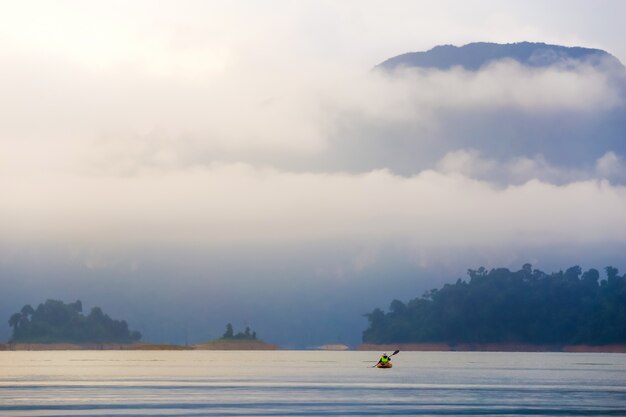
[377,42,624,71]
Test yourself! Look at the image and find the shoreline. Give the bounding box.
[358,343,626,353]
[193,340,279,350]
[2,342,625,353]
[0,343,192,351]
[0,340,278,351]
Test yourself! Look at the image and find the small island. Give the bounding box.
[193,323,278,350]
[8,299,142,344]
[2,301,280,351]
[2,304,278,350]
[362,265,626,352]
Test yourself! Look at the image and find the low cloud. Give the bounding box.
[1,41,624,179]
[2,40,626,255]
[595,151,626,182]
[2,164,625,253]
[376,59,622,112]
[437,149,626,184]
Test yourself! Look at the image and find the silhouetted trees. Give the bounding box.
[7,299,142,343]
[221,323,258,340]
[223,323,234,339]
[363,265,626,345]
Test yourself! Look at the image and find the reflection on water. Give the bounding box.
[1,351,625,416]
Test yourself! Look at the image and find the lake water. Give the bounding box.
[1,350,625,416]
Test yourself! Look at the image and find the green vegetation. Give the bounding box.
[220,323,257,340]
[363,265,626,345]
[8,299,142,343]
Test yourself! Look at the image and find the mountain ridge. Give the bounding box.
[377,41,624,71]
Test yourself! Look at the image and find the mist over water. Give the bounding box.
[1,351,625,416]
[2,243,626,347]
[3,1,626,348]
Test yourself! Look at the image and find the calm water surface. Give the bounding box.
[1,350,625,416]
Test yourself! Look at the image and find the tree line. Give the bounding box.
[8,299,142,343]
[221,323,258,340]
[363,265,626,345]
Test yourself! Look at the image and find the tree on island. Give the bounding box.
[7,299,142,344]
[223,323,234,338]
[363,265,626,346]
[221,323,258,340]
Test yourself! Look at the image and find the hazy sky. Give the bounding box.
[1,0,626,346]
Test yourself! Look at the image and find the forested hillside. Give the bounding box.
[363,265,626,345]
[8,299,142,344]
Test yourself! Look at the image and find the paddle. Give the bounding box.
[372,349,400,367]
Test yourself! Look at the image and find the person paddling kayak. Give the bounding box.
[373,350,399,368]
[378,353,391,367]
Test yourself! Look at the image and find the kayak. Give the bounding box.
[377,362,393,368]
